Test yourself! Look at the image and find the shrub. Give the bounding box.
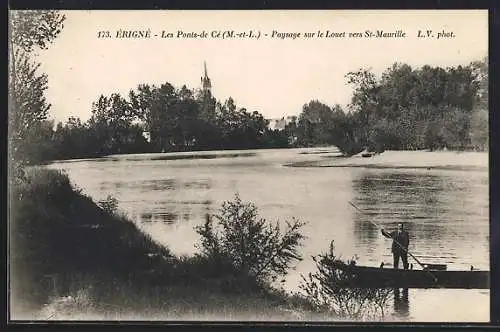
[194,194,306,285]
[98,195,119,214]
[299,241,393,321]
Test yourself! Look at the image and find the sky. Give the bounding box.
[33,10,488,123]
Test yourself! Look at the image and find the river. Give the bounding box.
[47,148,489,322]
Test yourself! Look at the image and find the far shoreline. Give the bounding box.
[46,146,488,167]
[284,149,488,170]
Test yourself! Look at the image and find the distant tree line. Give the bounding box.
[293,58,488,155]
[12,29,488,165]
[23,84,294,163]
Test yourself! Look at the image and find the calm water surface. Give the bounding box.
[48,148,489,322]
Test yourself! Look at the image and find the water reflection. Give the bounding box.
[158,212,179,223]
[140,211,178,223]
[100,179,178,191]
[140,212,153,222]
[100,178,214,193]
[149,152,257,161]
[183,179,212,189]
[350,169,486,268]
[137,197,213,225]
[348,168,488,320]
[393,288,410,319]
[46,149,489,322]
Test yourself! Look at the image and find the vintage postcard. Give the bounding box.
[8,9,489,322]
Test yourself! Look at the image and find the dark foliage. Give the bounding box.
[9,170,321,319]
[195,194,306,285]
[299,241,393,320]
[292,59,488,155]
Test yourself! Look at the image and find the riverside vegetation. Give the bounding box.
[10,12,488,166]
[10,168,394,320]
[10,168,311,320]
[20,56,488,165]
[8,10,487,320]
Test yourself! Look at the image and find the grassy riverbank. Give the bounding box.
[9,168,332,321]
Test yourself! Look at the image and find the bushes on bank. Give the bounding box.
[299,241,393,320]
[195,194,306,286]
[10,168,394,320]
[9,169,308,312]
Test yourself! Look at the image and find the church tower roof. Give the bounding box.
[201,61,212,92]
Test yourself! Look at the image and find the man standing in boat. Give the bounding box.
[382,223,410,269]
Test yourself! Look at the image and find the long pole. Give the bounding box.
[348,201,438,283]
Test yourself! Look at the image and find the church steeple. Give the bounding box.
[201,61,212,93]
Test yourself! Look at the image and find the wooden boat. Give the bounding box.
[331,261,489,289]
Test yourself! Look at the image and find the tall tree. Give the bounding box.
[10,10,65,53]
[9,10,65,169]
[345,68,379,149]
[469,56,488,150]
[9,53,52,163]
[88,93,147,154]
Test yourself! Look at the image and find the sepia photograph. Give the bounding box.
[8,9,489,322]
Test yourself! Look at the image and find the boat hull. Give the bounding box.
[332,262,489,289]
